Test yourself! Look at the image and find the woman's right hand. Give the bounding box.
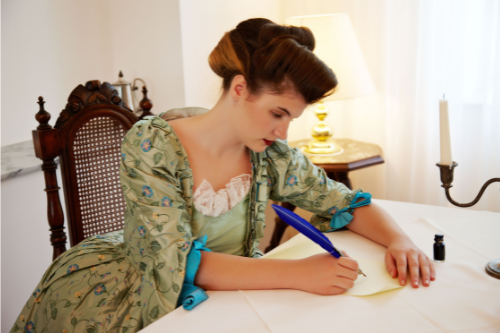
[292,253,359,295]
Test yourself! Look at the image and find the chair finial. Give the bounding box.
[35,96,52,130]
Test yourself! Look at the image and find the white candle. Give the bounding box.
[439,98,453,165]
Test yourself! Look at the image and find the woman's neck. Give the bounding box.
[186,96,248,160]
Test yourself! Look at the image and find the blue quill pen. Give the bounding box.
[271,204,366,276]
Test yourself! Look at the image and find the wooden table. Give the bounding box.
[265,138,384,253]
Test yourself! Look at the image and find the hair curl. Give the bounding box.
[208,18,337,104]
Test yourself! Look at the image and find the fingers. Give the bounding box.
[334,276,355,290]
[429,257,436,281]
[385,251,397,278]
[395,253,408,286]
[329,286,348,295]
[337,265,358,281]
[407,252,420,288]
[338,257,359,272]
[419,254,431,286]
[335,256,358,288]
[386,247,436,288]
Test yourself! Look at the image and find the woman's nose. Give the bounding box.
[274,124,288,140]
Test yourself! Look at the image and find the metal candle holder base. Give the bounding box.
[436,162,500,279]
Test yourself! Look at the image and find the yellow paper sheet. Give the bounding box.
[263,239,403,296]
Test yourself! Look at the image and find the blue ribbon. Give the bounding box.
[329,192,372,231]
[177,234,212,310]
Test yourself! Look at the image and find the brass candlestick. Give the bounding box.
[436,162,500,279]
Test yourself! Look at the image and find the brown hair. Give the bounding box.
[208,18,337,104]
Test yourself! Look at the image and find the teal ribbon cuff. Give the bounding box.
[178,234,212,310]
[329,192,372,231]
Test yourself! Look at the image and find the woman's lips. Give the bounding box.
[263,139,274,145]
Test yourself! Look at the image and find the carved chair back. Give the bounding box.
[33,80,152,260]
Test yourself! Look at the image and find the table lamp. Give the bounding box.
[286,14,376,155]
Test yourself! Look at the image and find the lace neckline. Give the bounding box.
[193,174,252,217]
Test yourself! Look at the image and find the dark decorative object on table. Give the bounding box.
[433,234,445,262]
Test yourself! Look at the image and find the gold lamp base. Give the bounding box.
[302,139,343,155]
[304,102,343,155]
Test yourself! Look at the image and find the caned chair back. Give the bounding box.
[33,80,146,260]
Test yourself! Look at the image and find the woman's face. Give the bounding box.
[231,80,307,153]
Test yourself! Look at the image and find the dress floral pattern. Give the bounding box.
[11,109,361,333]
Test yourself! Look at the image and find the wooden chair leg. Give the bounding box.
[329,171,352,190]
[42,160,67,260]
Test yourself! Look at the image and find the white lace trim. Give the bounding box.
[193,174,252,217]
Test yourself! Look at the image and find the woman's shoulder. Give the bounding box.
[128,107,209,132]
[122,115,186,173]
[125,115,174,148]
[159,107,209,122]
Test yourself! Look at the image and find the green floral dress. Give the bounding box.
[11,109,362,333]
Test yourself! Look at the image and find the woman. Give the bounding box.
[12,18,435,333]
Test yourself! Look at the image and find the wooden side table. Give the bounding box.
[264,138,384,253]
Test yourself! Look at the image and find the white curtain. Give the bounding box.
[288,0,499,212]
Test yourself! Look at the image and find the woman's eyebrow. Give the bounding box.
[277,107,291,116]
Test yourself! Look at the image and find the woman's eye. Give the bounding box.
[272,112,283,119]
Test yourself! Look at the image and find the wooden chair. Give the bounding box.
[33,80,153,260]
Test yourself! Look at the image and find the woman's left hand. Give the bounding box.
[347,201,436,288]
[385,237,436,288]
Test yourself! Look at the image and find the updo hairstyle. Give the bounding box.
[208,18,338,105]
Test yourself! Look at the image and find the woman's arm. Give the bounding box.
[347,202,436,288]
[194,251,360,295]
[265,142,435,289]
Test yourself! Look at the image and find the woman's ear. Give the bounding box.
[229,75,249,102]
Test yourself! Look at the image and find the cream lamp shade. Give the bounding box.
[286,14,376,101]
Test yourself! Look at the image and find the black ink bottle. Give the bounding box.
[434,234,445,262]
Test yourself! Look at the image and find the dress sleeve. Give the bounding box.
[177,234,212,310]
[119,116,205,326]
[266,140,370,233]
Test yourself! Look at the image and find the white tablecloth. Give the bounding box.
[142,199,500,333]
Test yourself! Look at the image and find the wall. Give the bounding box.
[1,171,59,331]
[178,0,281,107]
[106,0,186,115]
[1,0,115,146]
[1,0,185,147]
